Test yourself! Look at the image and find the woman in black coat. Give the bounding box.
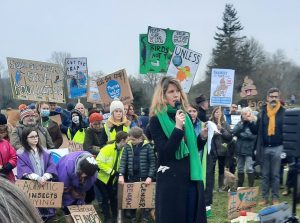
[149,76,207,223]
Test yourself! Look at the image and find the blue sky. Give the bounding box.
[1,0,299,82]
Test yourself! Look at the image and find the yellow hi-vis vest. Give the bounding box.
[67,128,86,144]
[104,124,129,142]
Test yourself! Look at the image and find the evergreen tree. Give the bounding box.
[208,4,246,82]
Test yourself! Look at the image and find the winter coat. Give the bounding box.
[249,105,285,165]
[232,121,257,156]
[149,113,207,223]
[119,140,156,179]
[10,122,55,150]
[43,119,63,149]
[96,143,123,184]
[16,148,58,180]
[56,151,97,206]
[0,139,17,182]
[83,127,106,156]
[211,122,232,157]
[60,109,71,134]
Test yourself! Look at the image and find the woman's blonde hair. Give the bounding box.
[150,76,189,116]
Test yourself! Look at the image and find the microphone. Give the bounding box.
[174,101,182,111]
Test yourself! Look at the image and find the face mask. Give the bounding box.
[72,116,80,124]
[40,109,50,117]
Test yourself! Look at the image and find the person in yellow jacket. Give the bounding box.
[95,131,129,223]
[102,98,130,143]
[67,109,86,144]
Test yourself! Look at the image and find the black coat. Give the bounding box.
[83,127,106,156]
[149,113,207,223]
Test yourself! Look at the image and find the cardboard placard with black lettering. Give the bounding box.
[15,180,64,208]
[68,205,101,223]
[228,187,259,220]
[68,141,83,152]
[49,114,62,126]
[96,69,133,112]
[7,57,65,102]
[119,182,156,209]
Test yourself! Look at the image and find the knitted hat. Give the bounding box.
[195,94,207,104]
[20,109,35,121]
[18,104,27,111]
[110,99,124,114]
[0,114,7,125]
[80,156,98,176]
[89,113,103,123]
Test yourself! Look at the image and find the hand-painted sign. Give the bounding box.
[87,76,102,104]
[210,68,235,107]
[7,57,64,102]
[167,45,202,93]
[68,205,101,223]
[65,58,88,99]
[139,26,190,74]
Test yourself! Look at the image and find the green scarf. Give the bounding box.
[156,105,203,181]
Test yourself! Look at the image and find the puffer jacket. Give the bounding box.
[232,120,257,156]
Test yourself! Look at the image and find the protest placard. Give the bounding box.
[68,141,83,152]
[228,187,259,220]
[119,182,156,209]
[65,58,88,99]
[6,109,20,127]
[210,68,235,107]
[140,26,190,74]
[49,114,62,126]
[15,180,64,208]
[68,205,101,223]
[96,69,133,112]
[7,57,64,102]
[87,76,102,104]
[167,45,202,93]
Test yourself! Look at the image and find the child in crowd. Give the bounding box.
[118,127,156,223]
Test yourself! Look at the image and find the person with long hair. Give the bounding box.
[67,109,86,144]
[205,107,232,212]
[124,104,139,128]
[102,99,130,143]
[37,102,63,148]
[149,76,207,223]
[0,177,42,223]
[17,127,58,222]
[96,131,129,223]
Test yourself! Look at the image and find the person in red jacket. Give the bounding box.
[0,114,17,182]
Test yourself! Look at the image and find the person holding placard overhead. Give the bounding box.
[149,76,207,223]
[102,98,130,143]
[17,127,58,222]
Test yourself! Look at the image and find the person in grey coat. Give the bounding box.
[232,107,257,187]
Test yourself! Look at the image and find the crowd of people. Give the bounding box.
[0,75,293,223]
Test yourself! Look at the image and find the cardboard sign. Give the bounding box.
[119,182,156,209]
[139,26,190,74]
[65,58,88,99]
[167,45,202,93]
[96,69,133,112]
[231,115,241,126]
[68,140,84,152]
[49,114,62,126]
[228,187,259,220]
[15,180,64,208]
[87,76,102,104]
[7,57,64,102]
[6,109,20,127]
[210,68,235,107]
[68,205,101,223]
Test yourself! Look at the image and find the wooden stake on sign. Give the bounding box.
[77,98,80,104]
[93,103,96,108]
